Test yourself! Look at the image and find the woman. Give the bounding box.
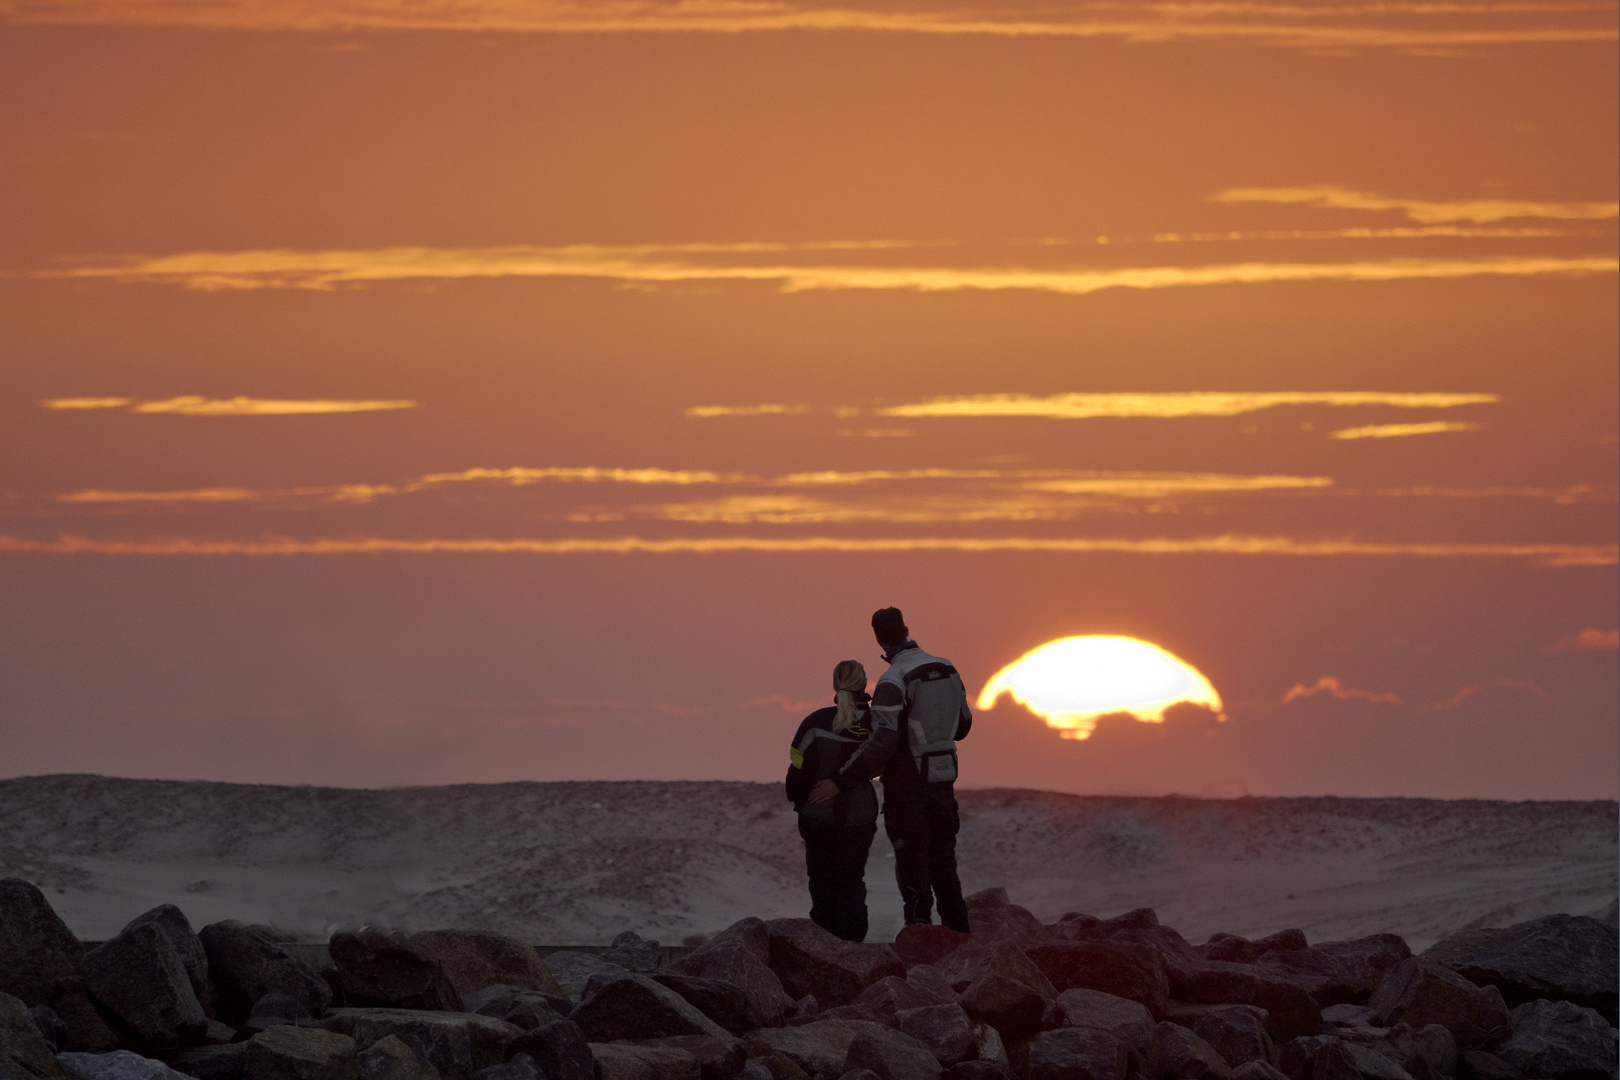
[784,660,880,942]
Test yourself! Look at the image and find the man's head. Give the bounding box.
[871,607,909,651]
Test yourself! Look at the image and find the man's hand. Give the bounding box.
[807,779,841,804]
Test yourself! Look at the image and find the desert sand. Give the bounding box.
[1,774,1612,948]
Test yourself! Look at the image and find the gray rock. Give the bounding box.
[405,935,561,1001]
[738,1056,810,1080]
[1202,934,1310,966]
[355,1037,437,1080]
[958,975,1047,1044]
[243,1029,358,1080]
[572,971,729,1042]
[838,1071,882,1080]
[505,1020,592,1080]
[1496,999,1617,1080]
[904,971,958,1009]
[328,931,460,1013]
[1043,989,1157,1077]
[675,937,794,1032]
[1368,960,1510,1050]
[937,942,1055,1001]
[895,1006,976,1068]
[1026,1028,1130,1080]
[633,1034,746,1080]
[652,972,754,1035]
[319,1010,521,1080]
[198,924,330,1028]
[1024,944,1169,1018]
[164,1044,248,1080]
[80,922,208,1051]
[1157,1023,1234,1080]
[843,1027,941,1080]
[1455,1051,1519,1080]
[940,1064,1005,1080]
[1336,1023,1454,1080]
[1307,940,1414,1009]
[973,1026,1007,1076]
[744,1020,891,1080]
[2,992,67,1080]
[47,987,120,1054]
[1232,1063,1289,1080]
[855,980,935,1022]
[1321,1008,1377,1030]
[29,1009,66,1054]
[456,988,563,1033]
[0,881,83,1008]
[122,909,215,1021]
[588,1043,700,1080]
[601,933,661,974]
[537,954,624,1004]
[1307,1040,1412,1080]
[1193,1007,1277,1068]
[763,923,904,1008]
[468,1054,537,1080]
[1425,916,1619,1025]
[1168,962,1322,1043]
[57,1053,192,1080]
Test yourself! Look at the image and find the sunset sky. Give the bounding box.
[1,0,1615,798]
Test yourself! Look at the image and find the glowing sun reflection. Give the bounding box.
[977,635,1225,739]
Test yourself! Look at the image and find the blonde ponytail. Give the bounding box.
[831,660,867,733]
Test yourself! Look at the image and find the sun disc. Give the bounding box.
[977,635,1224,739]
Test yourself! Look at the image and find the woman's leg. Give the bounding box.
[830,824,878,942]
[798,815,841,936]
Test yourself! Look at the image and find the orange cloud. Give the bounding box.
[746,694,824,711]
[1435,677,1551,709]
[40,397,135,410]
[1213,186,1620,224]
[685,404,809,418]
[1330,421,1483,440]
[1283,675,1402,704]
[42,396,417,416]
[1547,627,1620,651]
[878,391,1498,420]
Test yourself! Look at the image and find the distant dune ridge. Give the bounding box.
[0,775,1613,948]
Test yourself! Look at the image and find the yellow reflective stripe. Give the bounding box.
[790,748,804,768]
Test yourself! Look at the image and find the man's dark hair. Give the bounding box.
[871,607,909,648]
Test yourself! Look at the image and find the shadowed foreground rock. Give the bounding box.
[319,1011,519,1080]
[1424,916,1619,1025]
[328,932,460,1014]
[80,923,208,1051]
[2,992,68,1080]
[405,934,561,1002]
[764,922,904,1007]
[198,925,330,1028]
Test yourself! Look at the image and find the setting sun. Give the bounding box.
[977,635,1225,740]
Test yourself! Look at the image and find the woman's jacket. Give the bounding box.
[784,704,880,828]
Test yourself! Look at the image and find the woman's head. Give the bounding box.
[831,660,868,732]
[833,659,867,694]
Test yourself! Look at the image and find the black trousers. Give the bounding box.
[798,817,877,942]
[882,786,970,933]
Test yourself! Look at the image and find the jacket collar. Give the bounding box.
[881,639,919,664]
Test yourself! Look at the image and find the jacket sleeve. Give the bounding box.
[954,673,973,741]
[785,718,814,806]
[834,679,902,789]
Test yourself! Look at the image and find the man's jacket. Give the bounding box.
[785,704,880,827]
[836,641,972,795]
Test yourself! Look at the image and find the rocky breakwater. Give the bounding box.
[1,876,1615,1080]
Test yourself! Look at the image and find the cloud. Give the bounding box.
[5,0,1613,47]
[41,396,418,416]
[1213,186,1620,224]
[1283,675,1402,704]
[1435,677,1550,709]
[1151,226,1611,242]
[877,391,1498,420]
[685,404,809,418]
[2,532,1612,565]
[37,246,1617,297]
[1330,421,1483,439]
[746,694,824,712]
[1547,627,1620,652]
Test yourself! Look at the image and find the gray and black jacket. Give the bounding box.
[834,641,972,796]
[785,701,880,828]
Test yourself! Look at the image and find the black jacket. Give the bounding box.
[784,703,880,828]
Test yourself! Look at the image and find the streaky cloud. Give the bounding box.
[878,391,1498,420]
[2,533,1611,565]
[1213,185,1620,224]
[1330,421,1482,439]
[1435,677,1551,709]
[685,404,809,418]
[38,246,1618,296]
[1547,627,1620,651]
[42,395,419,416]
[40,397,135,410]
[1283,675,1402,703]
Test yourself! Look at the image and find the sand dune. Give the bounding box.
[1,775,1612,948]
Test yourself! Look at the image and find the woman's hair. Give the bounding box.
[831,660,868,733]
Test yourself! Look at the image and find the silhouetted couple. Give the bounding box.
[783,607,974,941]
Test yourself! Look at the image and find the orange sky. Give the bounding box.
[0,1,1615,797]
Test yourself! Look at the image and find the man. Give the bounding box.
[808,606,973,932]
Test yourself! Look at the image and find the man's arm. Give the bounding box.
[953,673,972,740]
[830,679,903,789]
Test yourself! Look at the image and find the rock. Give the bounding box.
[814,1008,889,1027]
[1321,1009,1377,1030]
[839,1072,882,1080]
[355,1036,437,1080]
[165,1044,249,1080]
[1495,999,1617,1080]
[738,1056,810,1080]
[1025,1028,1128,1080]
[122,909,215,1021]
[964,890,1010,911]
[328,931,460,1013]
[536,954,624,1004]
[1232,1064,1289,1080]
[895,1006,976,1068]
[202,1023,236,1048]
[405,935,561,1001]
[198,925,330,1028]
[891,930,970,974]
[243,1028,358,1080]
[80,921,209,1051]
[855,980,935,1022]
[1307,1039,1411,1080]
[47,985,120,1054]
[1157,1023,1234,1080]
[1024,944,1169,1017]
[633,1035,745,1080]
[2,991,67,1080]
[456,988,563,1033]
[589,1043,700,1080]
[1455,1050,1519,1080]
[1192,1007,1276,1068]
[934,943,1054,1001]
[504,1020,592,1080]
[903,971,958,1008]
[744,1020,891,1080]
[1042,988,1157,1077]
[29,1008,66,1054]
[0,881,83,1008]
[1302,940,1413,1009]
[1202,934,1310,966]
[319,1010,520,1080]
[1368,960,1510,1050]
[843,1026,942,1080]
[652,972,754,1035]
[1255,954,1365,1010]
[468,1055,536,1080]
[601,932,661,974]
[1424,915,1619,1024]
[57,1053,193,1080]
[791,999,821,1024]
[675,929,794,1031]
[973,1025,1009,1076]
[1168,962,1322,1043]
[572,971,730,1042]
[958,976,1047,1044]
[764,922,904,1008]
[940,1065,1005,1080]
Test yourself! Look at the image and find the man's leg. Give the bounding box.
[883,793,936,925]
[798,816,840,936]
[831,824,877,942]
[924,789,970,933]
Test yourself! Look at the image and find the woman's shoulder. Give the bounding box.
[792,706,838,738]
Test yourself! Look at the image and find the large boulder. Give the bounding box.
[319,1010,521,1080]
[1026,1028,1129,1080]
[329,931,460,1013]
[1168,963,1321,1042]
[355,1036,438,1080]
[627,1035,743,1080]
[1306,1039,1413,1080]
[763,922,903,1007]
[1025,944,1169,1017]
[1260,938,1410,1010]
[1042,989,1156,1078]
[1,991,67,1080]
[1495,999,1618,1080]
[1157,1023,1233,1080]
[457,988,564,1033]
[80,922,208,1051]
[1201,934,1310,966]
[571,972,730,1042]
[122,908,215,1020]
[743,1019,890,1080]
[894,1006,976,1068]
[588,1043,699,1080]
[57,1053,194,1080]
[675,920,793,1031]
[855,980,937,1023]
[959,975,1047,1044]
[1192,1007,1276,1069]
[243,1027,359,1080]
[404,934,560,1001]
[0,881,83,1008]
[1368,960,1510,1050]
[198,924,330,1027]
[1424,915,1619,1024]
[504,1020,592,1080]
[936,942,1054,1001]
[651,973,754,1035]
[600,932,661,974]
[164,1043,249,1080]
[843,1026,942,1080]
[892,928,971,974]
